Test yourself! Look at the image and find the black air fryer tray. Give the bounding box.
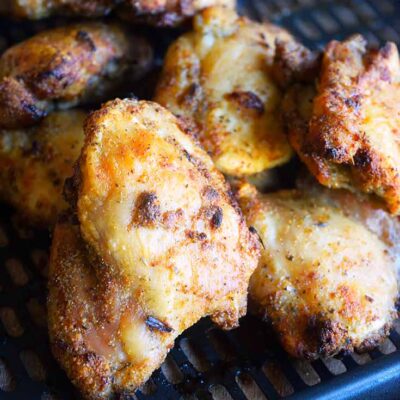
[1,1,400,399]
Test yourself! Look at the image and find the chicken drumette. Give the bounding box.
[48,99,260,399]
[0,110,85,228]
[284,35,400,214]
[237,183,399,359]
[154,6,295,177]
[0,22,152,128]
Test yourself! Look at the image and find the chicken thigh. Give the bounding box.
[48,99,260,399]
[284,35,400,214]
[0,22,152,128]
[154,6,294,177]
[0,110,85,227]
[237,183,399,359]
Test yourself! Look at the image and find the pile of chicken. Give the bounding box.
[0,2,399,399]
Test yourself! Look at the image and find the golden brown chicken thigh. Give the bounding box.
[154,6,294,177]
[48,99,260,399]
[0,110,85,228]
[284,35,400,214]
[0,22,152,128]
[237,183,399,360]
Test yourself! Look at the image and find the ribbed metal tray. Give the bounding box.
[1,1,400,399]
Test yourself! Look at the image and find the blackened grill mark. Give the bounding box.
[76,30,97,52]
[131,192,161,227]
[225,91,265,115]
[354,149,372,168]
[211,207,223,228]
[145,316,173,333]
[186,230,207,241]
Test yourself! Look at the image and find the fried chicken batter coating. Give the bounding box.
[284,35,400,214]
[0,110,85,228]
[154,6,294,177]
[48,99,260,399]
[237,183,399,359]
[0,22,152,129]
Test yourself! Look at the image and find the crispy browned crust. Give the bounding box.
[48,221,117,400]
[154,6,295,177]
[49,99,260,399]
[239,185,399,360]
[272,39,321,88]
[0,22,152,128]
[284,35,400,214]
[251,298,397,360]
[0,110,86,228]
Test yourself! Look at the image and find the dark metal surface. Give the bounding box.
[1,1,400,399]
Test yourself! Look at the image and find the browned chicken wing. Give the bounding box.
[154,6,294,177]
[0,22,152,129]
[48,99,260,399]
[237,183,399,359]
[0,110,85,228]
[284,35,400,214]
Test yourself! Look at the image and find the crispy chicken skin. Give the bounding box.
[0,22,152,129]
[237,183,399,359]
[0,110,85,228]
[48,99,260,399]
[284,35,400,214]
[0,0,115,19]
[154,6,294,177]
[1,0,235,25]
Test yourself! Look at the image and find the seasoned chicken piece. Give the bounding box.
[0,22,152,129]
[0,110,85,228]
[284,35,400,214]
[237,183,399,359]
[48,99,260,399]
[154,6,294,177]
[1,0,235,25]
[119,0,235,26]
[0,0,115,19]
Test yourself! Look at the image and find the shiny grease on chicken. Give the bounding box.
[284,35,400,215]
[237,183,399,359]
[155,6,294,177]
[0,22,152,128]
[48,99,260,399]
[0,110,85,228]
